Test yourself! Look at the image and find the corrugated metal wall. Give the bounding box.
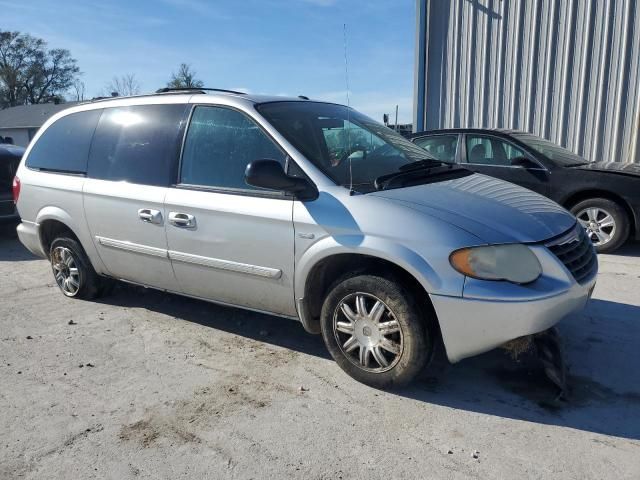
[414,0,640,164]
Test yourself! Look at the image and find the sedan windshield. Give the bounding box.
[512,133,587,166]
[256,101,442,192]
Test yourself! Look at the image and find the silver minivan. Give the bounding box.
[14,89,597,388]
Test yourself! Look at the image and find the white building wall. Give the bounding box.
[414,0,640,164]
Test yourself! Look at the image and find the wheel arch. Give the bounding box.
[562,189,637,237]
[35,206,108,274]
[297,251,442,343]
[36,207,83,259]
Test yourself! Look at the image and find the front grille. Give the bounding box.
[545,224,597,283]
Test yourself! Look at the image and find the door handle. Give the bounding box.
[169,212,196,229]
[138,208,162,224]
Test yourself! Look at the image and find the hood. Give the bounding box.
[370,173,575,244]
[573,161,640,177]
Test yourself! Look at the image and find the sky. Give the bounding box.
[2,0,416,123]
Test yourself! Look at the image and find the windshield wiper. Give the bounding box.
[374,162,464,191]
[398,158,446,171]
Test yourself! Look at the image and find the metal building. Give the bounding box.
[414,0,640,164]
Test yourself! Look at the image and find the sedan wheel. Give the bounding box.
[575,207,616,247]
[570,197,629,253]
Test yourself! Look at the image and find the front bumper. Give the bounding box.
[430,244,597,363]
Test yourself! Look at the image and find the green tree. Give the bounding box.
[0,30,80,107]
[167,63,204,89]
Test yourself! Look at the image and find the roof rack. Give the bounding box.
[155,87,247,95]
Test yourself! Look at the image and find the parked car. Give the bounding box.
[410,129,640,253]
[0,143,25,223]
[14,90,597,388]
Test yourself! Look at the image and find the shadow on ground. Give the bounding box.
[0,222,38,261]
[96,281,640,442]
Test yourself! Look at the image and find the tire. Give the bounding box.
[49,237,102,299]
[570,198,629,253]
[320,274,432,389]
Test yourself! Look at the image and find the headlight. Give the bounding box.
[449,244,542,284]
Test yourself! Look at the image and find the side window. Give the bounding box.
[26,109,102,173]
[88,104,187,186]
[413,135,458,162]
[465,135,526,167]
[180,106,286,191]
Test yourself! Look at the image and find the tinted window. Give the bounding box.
[511,133,587,166]
[465,135,526,166]
[413,135,458,162]
[256,101,436,192]
[180,106,286,190]
[26,110,101,173]
[88,104,186,186]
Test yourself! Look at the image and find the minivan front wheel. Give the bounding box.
[50,237,101,299]
[320,274,432,388]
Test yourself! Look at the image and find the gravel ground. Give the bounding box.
[1,222,639,479]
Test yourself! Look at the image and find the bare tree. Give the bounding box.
[103,73,141,97]
[71,79,86,102]
[0,30,79,107]
[167,63,204,89]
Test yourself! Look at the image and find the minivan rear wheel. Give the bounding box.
[50,237,101,299]
[320,274,432,388]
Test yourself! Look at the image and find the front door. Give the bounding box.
[84,103,187,291]
[462,133,550,196]
[164,105,296,316]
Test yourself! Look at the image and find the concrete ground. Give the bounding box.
[1,222,639,479]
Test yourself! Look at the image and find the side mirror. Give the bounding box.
[245,160,318,200]
[511,157,540,169]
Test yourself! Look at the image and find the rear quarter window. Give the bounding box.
[26,109,102,173]
[88,104,187,187]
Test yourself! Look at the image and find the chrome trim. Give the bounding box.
[96,236,168,258]
[544,223,582,247]
[168,250,282,279]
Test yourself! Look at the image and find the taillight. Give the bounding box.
[12,176,20,204]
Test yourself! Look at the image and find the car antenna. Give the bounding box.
[343,23,355,196]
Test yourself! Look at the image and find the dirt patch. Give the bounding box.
[119,378,290,448]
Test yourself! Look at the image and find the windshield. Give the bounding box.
[512,133,587,166]
[256,101,439,192]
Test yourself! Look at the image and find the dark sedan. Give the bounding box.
[410,129,640,253]
[0,143,25,223]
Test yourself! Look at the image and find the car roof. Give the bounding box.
[0,143,25,158]
[410,128,530,137]
[82,89,330,108]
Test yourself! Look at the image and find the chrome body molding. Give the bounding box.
[95,236,168,258]
[168,250,282,279]
[95,236,283,279]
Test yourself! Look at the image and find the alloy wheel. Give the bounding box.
[51,246,81,296]
[333,292,404,373]
[576,207,616,247]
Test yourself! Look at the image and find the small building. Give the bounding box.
[0,103,76,147]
